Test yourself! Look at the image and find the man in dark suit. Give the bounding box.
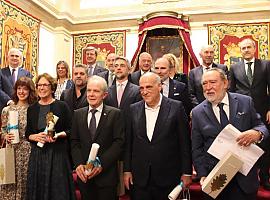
[0,70,13,112]
[71,75,125,200]
[229,38,270,189]
[130,52,152,85]
[188,45,228,107]
[104,56,141,196]
[60,64,88,115]
[97,52,116,87]
[1,48,32,87]
[124,72,192,200]
[85,46,108,76]
[154,57,192,116]
[192,68,269,200]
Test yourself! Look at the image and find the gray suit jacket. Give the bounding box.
[229,59,270,122]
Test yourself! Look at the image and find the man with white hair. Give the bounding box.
[1,48,32,87]
[188,45,228,107]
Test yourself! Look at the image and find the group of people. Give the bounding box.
[0,37,268,200]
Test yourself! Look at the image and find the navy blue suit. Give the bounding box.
[188,63,228,107]
[168,78,192,116]
[192,92,269,199]
[0,70,12,112]
[1,66,32,86]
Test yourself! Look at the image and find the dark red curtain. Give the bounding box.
[131,16,199,73]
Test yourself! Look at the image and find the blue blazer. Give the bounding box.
[1,67,32,86]
[191,92,269,194]
[0,70,12,112]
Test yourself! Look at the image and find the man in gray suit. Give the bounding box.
[130,52,152,85]
[85,46,107,76]
[229,38,270,189]
[188,45,228,107]
[98,52,116,87]
[1,48,32,87]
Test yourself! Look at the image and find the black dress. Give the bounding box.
[25,100,76,200]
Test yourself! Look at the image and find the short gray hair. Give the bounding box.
[88,75,108,92]
[201,68,227,84]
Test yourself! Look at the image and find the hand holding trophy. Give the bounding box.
[37,112,59,148]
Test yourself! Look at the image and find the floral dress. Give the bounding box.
[0,104,31,200]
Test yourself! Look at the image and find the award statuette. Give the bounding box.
[37,112,59,148]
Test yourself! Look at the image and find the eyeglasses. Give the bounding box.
[37,83,51,88]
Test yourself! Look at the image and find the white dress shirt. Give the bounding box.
[145,94,162,141]
[9,66,18,81]
[244,58,255,76]
[87,103,103,128]
[212,93,230,123]
[161,78,169,97]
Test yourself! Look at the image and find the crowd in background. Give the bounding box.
[0,38,269,200]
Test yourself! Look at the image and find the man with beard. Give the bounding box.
[61,64,89,114]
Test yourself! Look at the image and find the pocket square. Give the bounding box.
[174,93,180,96]
[237,112,245,115]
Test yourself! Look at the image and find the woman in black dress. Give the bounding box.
[25,73,75,200]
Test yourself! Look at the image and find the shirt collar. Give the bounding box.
[202,63,213,69]
[88,103,103,113]
[244,58,255,64]
[116,79,128,87]
[145,94,162,110]
[162,78,170,86]
[212,92,229,107]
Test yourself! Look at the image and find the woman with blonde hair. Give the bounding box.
[162,53,188,85]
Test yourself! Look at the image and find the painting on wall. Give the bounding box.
[73,30,126,68]
[208,22,270,68]
[0,0,40,78]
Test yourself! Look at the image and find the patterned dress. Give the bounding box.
[0,104,31,200]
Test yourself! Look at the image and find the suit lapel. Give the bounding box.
[82,108,91,142]
[119,82,131,108]
[238,61,250,87]
[151,97,170,142]
[94,105,109,140]
[228,93,239,126]
[168,78,174,98]
[251,59,260,86]
[202,101,220,126]
[136,102,148,141]
[110,85,118,107]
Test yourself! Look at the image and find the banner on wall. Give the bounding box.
[208,22,270,68]
[0,0,40,78]
[73,30,126,68]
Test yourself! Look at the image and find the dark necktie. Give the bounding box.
[11,69,16,85]
[246,62,253,85]
[89,109,97,139]
[218,103,229,129]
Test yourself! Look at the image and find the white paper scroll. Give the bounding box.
[85,143,100,175]
[9,111,19,144]
[168,182,183,200]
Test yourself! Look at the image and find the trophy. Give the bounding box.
[85,143,100,175]
[37,112,59,148]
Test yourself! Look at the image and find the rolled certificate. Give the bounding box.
[168,182,183,200]
[9,111,19,144]
[37,127,47,148]
[85,143,100,175]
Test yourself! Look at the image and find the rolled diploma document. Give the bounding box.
[9,111,19,144]
[37,127,47,148]
[168,182,183,200]
[85,143,100,175]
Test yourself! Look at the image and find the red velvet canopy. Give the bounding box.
[131,14,199,74]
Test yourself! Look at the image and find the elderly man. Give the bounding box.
[188,45,228,107]
[192,68,268,200]
[229,38,270,189]
[85,46,107,76]
[1,48,32,87]
[98,52,117,87]
[130,52,152,85]
[60,64,88,115]
[154,57,192,116]
[124,72,192,200]
[70,75,124,200]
